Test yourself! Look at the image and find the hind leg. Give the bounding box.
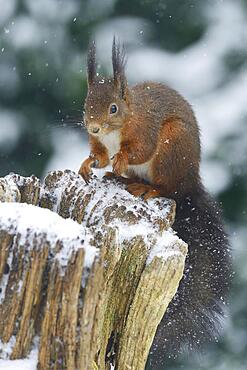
[127,183,163,200]
[104,171,139,185]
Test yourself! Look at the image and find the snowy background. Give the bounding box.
[0,0,246,369]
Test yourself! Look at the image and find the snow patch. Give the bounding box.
[147,229,187,264]
[0,337,16,360]
[0,202,97,269]
[0,342,38,370]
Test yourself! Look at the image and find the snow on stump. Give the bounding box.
[0,170,187,370]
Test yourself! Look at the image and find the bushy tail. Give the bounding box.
[147,185,231,368]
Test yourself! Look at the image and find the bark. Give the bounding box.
[0,170,187,370]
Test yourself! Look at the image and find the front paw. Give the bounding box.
[78,157,96,183]
[112,151,128,176]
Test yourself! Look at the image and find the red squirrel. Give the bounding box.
[79,39,231,367]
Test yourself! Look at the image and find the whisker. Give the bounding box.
[46,121,84,129]
[37,108,86,140]
[38,121,86,140]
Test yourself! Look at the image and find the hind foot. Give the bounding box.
[127,183,162,201]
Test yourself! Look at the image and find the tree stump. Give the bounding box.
[0,170,187,370]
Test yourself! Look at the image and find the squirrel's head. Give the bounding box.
[84,38,130,137]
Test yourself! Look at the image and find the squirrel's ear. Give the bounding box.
[87,40,96,85]
[112,37,127,100]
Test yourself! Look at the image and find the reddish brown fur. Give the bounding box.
[78,135,109,181]
[80,43,201,201]
[112,150,129,176]
[80,80,201,201]
[127,183,163,200]
[88,135,109,168]
[119,119,156,165]
[151,117,200,198]
[78,41,231,365]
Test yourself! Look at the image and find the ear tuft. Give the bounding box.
[112,36,127,80]
[87,40,96,85]
[112,37,127,98]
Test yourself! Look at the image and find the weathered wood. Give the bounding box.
[0,177,20,203]
[0,170,187,370]
[117,249,187,369]
[3,173,40,204]
[38,248,86,370]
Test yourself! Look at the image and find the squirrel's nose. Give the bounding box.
[90,126,100,134]
[92,127,100,133]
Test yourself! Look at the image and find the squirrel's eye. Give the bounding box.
[110,104,118,114]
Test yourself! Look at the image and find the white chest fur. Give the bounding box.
[127,161,152,182]
[99,130,120,159]
[99,130,152,181]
